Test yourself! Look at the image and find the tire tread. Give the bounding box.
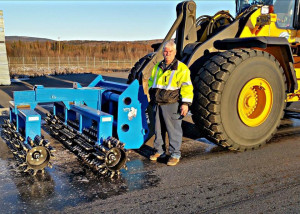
[192,49,286,151]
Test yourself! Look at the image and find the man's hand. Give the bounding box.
[180,104,189,117]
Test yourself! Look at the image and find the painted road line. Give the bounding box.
[11,78,30,82]
[46,75,75,84]
[19,80,34,89]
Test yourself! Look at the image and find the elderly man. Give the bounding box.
[148,40,193,166]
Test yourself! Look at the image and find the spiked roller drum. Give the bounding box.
[1,119,54,175]
[45,113,128,178]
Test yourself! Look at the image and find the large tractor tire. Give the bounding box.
[191,49,287,151]
[127,53,154,84]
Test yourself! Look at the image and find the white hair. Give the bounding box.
[163,40,176,51]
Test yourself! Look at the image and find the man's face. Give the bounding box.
[163,46,176,65]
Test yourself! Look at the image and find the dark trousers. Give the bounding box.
[153,102,183,158]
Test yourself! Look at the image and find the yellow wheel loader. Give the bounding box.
[128,0,300,151]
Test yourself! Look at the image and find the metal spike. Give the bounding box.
[18,135,24,142]
[67,126,73,132]
[33,170,38,176]
[44,117,50,124]
[82,153,90,158]
[22,145,29,152]
[19,163,27,167]
[43,140,51,147]
[48,162,53,168]
[100,168,108,175]
[115,139,120,147]
[110,171,115,179]
[28,138,35,147]
[34,135,44,146]
[124,165,128,170]
[24,167,30,173]
[19,154,25,159]
[48,146,56,152]
[97,164,106,169]
[13,142,21,149]
[89,159,96,166]
[95,154,104,160]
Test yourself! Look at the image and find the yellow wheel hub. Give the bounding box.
[238,78,273,127]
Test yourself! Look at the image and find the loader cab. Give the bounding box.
[236,0,300,30]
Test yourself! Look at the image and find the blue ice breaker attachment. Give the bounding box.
[10,75,149,149]
[4,75,149,176]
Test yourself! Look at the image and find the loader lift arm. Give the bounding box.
[137,1,198,96]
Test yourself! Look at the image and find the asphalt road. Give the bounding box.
[0,73,299,213]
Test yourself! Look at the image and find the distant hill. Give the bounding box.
[5,36,164,59]
[5,36,163,45]
[5,36,54,42]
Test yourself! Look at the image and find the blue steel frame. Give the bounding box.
[14,108,41,142]
[9,75,149,149]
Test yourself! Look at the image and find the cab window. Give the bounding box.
[273,0,296,29]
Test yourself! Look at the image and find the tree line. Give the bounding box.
[6,40,158,60]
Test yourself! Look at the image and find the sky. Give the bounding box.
[0,1,236,41]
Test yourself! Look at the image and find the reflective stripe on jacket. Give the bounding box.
[148,59,193,105]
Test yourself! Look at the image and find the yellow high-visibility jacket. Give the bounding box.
[148,59,193,105]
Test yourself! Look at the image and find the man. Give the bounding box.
[148,40,193,166]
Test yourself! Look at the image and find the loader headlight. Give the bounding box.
[261,5,274,14]
[261,6,269,14]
